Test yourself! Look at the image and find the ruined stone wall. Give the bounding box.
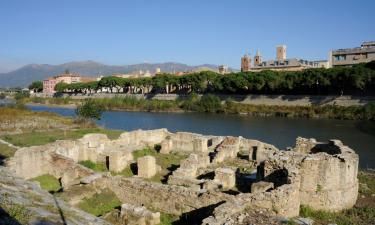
[203,177,301,224]
[299,147,359,211]
[7,145,55,179]
[108,176,232,215]
[115,129,170,147]
[166,132,208,153]
[7,144,94,186]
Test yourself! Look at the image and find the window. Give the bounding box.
[334,55,346,61]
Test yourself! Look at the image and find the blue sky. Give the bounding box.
[0,0,374,72]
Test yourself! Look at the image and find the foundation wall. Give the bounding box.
[299,152,359,211]
[108,177,232,215]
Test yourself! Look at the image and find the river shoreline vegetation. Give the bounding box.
[21,94,375,121]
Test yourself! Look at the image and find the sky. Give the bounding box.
[0,0,374,72]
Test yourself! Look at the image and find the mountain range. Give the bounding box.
[0,61,230,87]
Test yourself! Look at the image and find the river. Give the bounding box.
[28,105,375,169]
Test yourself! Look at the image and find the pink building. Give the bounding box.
[43,77,58,94]
[43,73,81,94]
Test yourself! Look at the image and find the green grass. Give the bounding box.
[78,160,108,172]
[159,212,179,225]
[0,143,16,159]
[132,147,158,159]
[358,171,375,196]
[78,189,121,216]
[299,205,375,225]
[30,174,61,193]
[0,203,31,224]
[1,128,123,147]
[112,166,134,177]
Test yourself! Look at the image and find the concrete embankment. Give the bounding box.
[35,93,375,107]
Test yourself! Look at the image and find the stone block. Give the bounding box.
[137,156,157,178]
[160,139,173,154]
[120,203,160,225]
[108,151,132,173]
[214,168,236,189]
[193,138,208,152]
[251,181,274,193]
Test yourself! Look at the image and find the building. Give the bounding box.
[246,45,327,72]
[331,41,375,67]
[251,58,322,72]
[241,54,251,72]
[155,68,161,74]
[55,73,81,84]
[276,45,287,60]
[218,65,228,74]
[42,77,58,94]
[43,72,95,94]
[254,50,262,66]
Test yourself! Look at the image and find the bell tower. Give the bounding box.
[241,53,251,72]
[254,50,262,66]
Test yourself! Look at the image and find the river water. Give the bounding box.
[27,105,375,169]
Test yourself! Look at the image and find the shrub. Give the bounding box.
[14,92,30,100]
[198,94,222,112]
[362,101,375,120]
[76,99,104,120]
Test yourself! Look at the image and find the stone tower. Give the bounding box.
[254,50,262,66]
[276,45,287,60]
[241,54,251,72]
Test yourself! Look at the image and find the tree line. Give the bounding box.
[33,61,375,96]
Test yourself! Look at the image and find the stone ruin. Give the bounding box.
[4,129,359,224]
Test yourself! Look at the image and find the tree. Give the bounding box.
[75,99,104,120]
[28,81,43,92]
[54,82,69,93]
[198,94,222,113]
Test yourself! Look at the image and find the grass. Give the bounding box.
[0,202,31,224]
[112,166,134,177]
[0,106,70,124]
[0,143,16,159]
[1,128,123,147]
[358,171,375,196]
[79,160,108,172]
[78,189,121,216]
[299,205,375,225]
[0,106,74,134]
[30,174,61,193]
[159,212,179,225]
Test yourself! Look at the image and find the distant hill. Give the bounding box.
[0,61,232,87]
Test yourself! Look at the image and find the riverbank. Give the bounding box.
[22,95,375,120]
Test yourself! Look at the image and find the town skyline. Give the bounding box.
[1,0,375,72]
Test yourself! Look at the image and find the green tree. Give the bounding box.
[28,81,43,92]
[76,99,104,120]
[198,94,222,113]
[54,82,69,93]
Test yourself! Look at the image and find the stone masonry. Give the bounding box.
[4,129,360,225]
[137,155,157,178]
